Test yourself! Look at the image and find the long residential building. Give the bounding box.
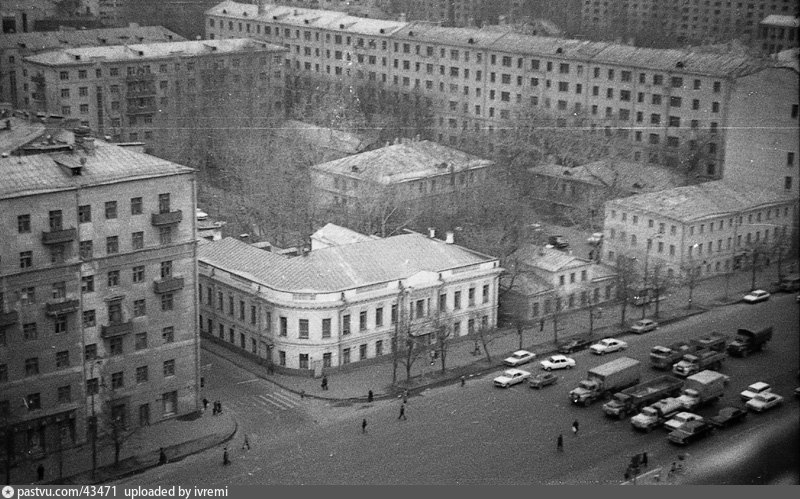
[0,131,199,483]
[19,38,287,145]
[198,225,502,372]
[0,25,183,109]
[205,1,794,179]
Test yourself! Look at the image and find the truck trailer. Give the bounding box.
[602,375,684,419]
[569,357,642,407]
[677,370,729,411]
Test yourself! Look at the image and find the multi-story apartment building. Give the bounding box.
[721,63,799,197]
[206,1,789,178]
[309,137,494,208]
[0,131,199,482]
[20,38,287,145]
[580,0,800,46]
[0,25,183,109]
[198,226,502,372]
[757,15,800,53]
[601,181,798,281]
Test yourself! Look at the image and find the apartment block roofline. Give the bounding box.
[0,25,183,50]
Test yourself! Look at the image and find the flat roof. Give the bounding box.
[760,15,800,28]
[0,25,183,50]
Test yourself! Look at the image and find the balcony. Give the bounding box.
[42,227,77,245]
[151,210,182,226]
[0,310,19,327]
[46,299,79,317]
[101,320,133,338]
[153,276,184,294]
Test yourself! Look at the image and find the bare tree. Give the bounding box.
[433,319,453,375]
[649,261,671,319]
[97,403,139,467]
[550,293,568,345]
[615,255,639,327]
[474,314,502,365]
[680,259,702,309]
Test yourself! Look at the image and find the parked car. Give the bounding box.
[548,235,569,249]
[195,208,209,221]
[557,337,594,354]
[708,406,747,428]
[493,369,531,388]
[590,338,628,355]
[740,382,771,402]
[668,419,714,445]
[503,350,536,367]
[630,319,658,334]
[743,289,770,303]
[746,392,784,412]
[664,412,703,432]
[529,372,558,389]
[540,355,576,371]
[587,232,604,245]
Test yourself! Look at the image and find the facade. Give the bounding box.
[0,133,199,479]
[580,0,799,46]
[205,1,792,177]
[757,15,799,53]
[502,246,617,323]
[601,181,799,280]
[198,227,502,372]
[20,38,287,145]
[721,64,799,197]
[309,137,494,207]
[0,25,183,109]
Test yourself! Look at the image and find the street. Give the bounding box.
[115,294,799,485]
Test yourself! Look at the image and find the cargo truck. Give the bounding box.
[630,397,684,432]
[676,370,729,411]
[602,375,684,419]
[693,332,728,352]
[726,327,773,357]
[649,341,695,370]
[569,357,642,407]
[672,348,726,377]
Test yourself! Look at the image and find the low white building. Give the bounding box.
[197,226,502,373]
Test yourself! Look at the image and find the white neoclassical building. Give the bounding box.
[197,224,502,373]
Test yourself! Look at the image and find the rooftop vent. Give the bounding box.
[409,31,414,36]
[676,61,685,68]
[351,165,360,172]
[137,50,144,56]
[437,162,448,169]
[222,9,227,14]
[18,43,27,49]
[468,37,474,44]
[445,231,454,244]
[243,12,248,17]
[563,169,571,175]
[304,19,309,24]
[74,54,81,60]
[340,24,345,29]
[556,47,563,54]
[379,28,385,33]
[273,16,278,20]
[428,227,436,238]
[4,119,10,130]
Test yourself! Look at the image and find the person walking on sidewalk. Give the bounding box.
[202,398,209,412]
[321,375,328,391]
[572,420,579,435]
[367,390,374,403]
[223,448,230,466]
[242,435,251,450]
[159,447,168,465]
[557,434,563,451]
[361,418,368,434]
[460,375,466,387]
[398,403,407,420]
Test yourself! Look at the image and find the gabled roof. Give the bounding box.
[0,25,183,50]
[530,160,684,194]
[277,120,375,155]
[0,117,46,155]
[512,246,588,273]
[198,233,498,293]
[311,223,379,248]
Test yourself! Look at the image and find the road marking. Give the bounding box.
[271,390,299,405]
[236,378,261,385]
[257,394,294,410]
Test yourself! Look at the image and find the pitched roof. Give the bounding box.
[310,223,379,248]
[760,15,799,28]
[276,120,375,155]
[609,181,797,222]
[0,117,46,155]
[310,139,493,184]
[0,25,182,50]
[530,160,684,193]
[0,139,194,199]
[198,233,498,293]
[512,245,588,273]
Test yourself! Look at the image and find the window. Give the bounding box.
[280,316,288,337]
[17,214,31,233]
[375,308,383,327]
[57,385,71,404]
[26,393,41,411]
[109,337,123,356]
[160,293,174,311]
[299,319,309,339]
[130,197,142,215]
[132,231,144,250]
[671,77,683,88]
[79,205,91,223]
[105,201,117,219]
[163,360,175,377]
[82,309,96,328]
[55,351,70,368]
[20,251,32,268]
[322,318,331,338]
[107,270,120,287]
[135,332,148,350]
[391,305,397,325]
[161,326,174,343]
[81,275,94,293]
[483,284,490,304]
[106,236,119,254]
[163,391,177,416]
[136,366,149,383]
[160,261,172,278]
[134,299,146,317]
[131,265,144,283]
[158,193,171,214]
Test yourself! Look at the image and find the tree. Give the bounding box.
[97,403,139,467]
[433,319,453,375]
[649,261,671,319]
[615,255,639,327]
[474,314,502,365]
[680,259,702,309]
[549,293,568,345]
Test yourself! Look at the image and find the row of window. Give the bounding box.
[610,226,785,254]
[609,206,791,231]
[531,285,614,317]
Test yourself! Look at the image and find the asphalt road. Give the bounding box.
[116,294,799,485]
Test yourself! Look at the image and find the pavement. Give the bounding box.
[18,265,792,485]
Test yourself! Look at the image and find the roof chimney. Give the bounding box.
[445,231,454,244]
[82,136,95,154]
[428,227,436,238]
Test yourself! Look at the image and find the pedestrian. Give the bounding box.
[211,401,217,415]
[242,435,250,450]
[202,398,209,411]
[398,403,407,420]
[642,452,648,467]
[300,389,305,399]
[367,390,373,403]
[361,418,368,434]
[321,375,328,391]
[557,433,563,451]
[223,448,230,466]
[158,447,167,465]
[460,375,466,387]
[572,420,579,435]
[36,464,45,481]
[539,318,545,332]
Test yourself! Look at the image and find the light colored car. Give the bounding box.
[664,412,703,432]
[540,355,576,371]
[502,350,536,367]
[740,381,771,401]
[590,338,628,355]
[743,289,770,303]
[195,208,209,221]
[746,392,784,412]
[587,232,604,245]
[630,319,658,334]
[493,369,531,388]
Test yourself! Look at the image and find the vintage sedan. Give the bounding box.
[502,350,536,367]
[529,372,558,389]
[668,420,714,445]
[540,355,576,371]
[630,319,658,334]
[740,382,771,401]
[664,412,704,432]
[557,337,594,354]
[743,289,770,304]
[708,406,747,428]
[493,369,532,388]
[590,338,628,355]
[746,392,784,412]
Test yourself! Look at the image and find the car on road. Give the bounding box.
[557,337,594,354]
[746,392,784,412]
[587,232,604,245]
[502,350,536,367]
[529,372,558,389]
[540,355,576,371]
[740,381,771,401]
[589,338,628,355]
[493,369,532,388]
[708,406,747,429]
[742,289,770,304]
[668,419,714,445]
[630,319,658,334]
[664,412,704,432]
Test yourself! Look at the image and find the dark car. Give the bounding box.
[708,406,747,429]
[529,372,558,389]
[548,235,569,249]
[557,337,594,354]
[668,419,714,445]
